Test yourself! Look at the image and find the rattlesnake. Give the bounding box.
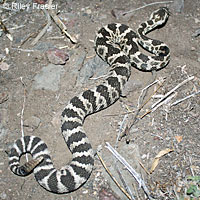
[8,7,170,194]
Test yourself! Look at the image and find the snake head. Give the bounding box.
[150,7,170,25]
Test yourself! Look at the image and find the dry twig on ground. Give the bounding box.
[170,90,200,106]
[151,76,195,112]
[97,152,132,200]
[31,9,51,46]
[0,16,13,41]
[47,0,77,43]
[122,1,173,16]
[106,142,154,200]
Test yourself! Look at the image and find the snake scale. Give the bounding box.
[8,8,170,193]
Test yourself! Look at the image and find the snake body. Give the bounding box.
[8,8,170,193]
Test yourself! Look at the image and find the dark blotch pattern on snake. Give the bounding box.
[8,8,170,193]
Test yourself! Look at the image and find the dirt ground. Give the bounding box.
[0,0,200,200]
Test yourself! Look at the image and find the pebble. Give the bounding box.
[0,192,7,200]
[85,9,92,15]
[98,187,120,200]
[82,190,88,194]
[32,64,65,91]
[0,62,9,71]
[194,18,200,24]
[101,143,143,199]
[46,48,69,65]
[24,116,41,132]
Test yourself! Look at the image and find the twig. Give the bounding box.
[137,79,159,108]
[11,47,35,52]
[112,78,164,121]
[189,156,195,177]
[20,32,38,47]
[139,161,150,176]
[0,16,13,41]
[97,152,132,200]
[115,166,135,200]
[138,77,165,109]
[170,90,200,106]
[105,142,154,200]
[126,71,158,139]
[151,92,177,112]
[31,9,51,46]
[47,0,77,43]
[122,1,173,16]
[19,77,28,162]
[115,114,128,147]
[151,76,195,110]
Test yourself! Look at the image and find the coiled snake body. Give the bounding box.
[8,8,170,193]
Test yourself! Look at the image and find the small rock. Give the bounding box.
[99,188,120,200]
[0,192,7,200]
[102,144,143,199]
[46,48,69,65]
[141,154,147,159]
[32,64,65,91]
[85,9,92,15]
[0,62,9,71]
[194,18,200,24]
[77,55,109,84]
[24,116,41,132]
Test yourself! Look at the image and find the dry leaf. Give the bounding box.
[175,135,183,143]
[150,148,173,173]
